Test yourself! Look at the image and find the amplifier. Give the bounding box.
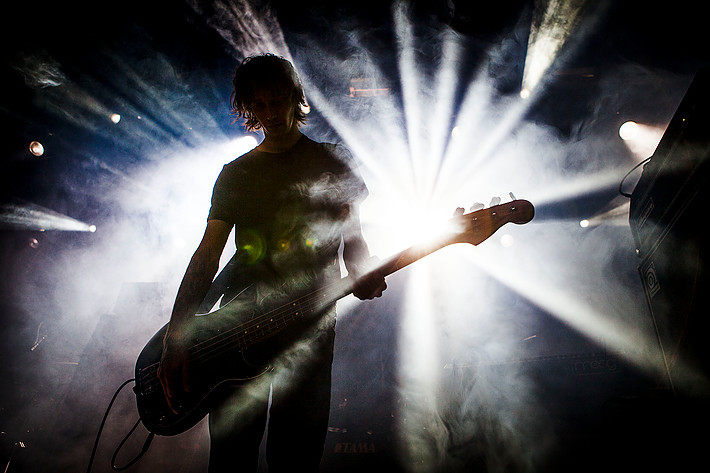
[629,67,710,257]
[629,67,710,397]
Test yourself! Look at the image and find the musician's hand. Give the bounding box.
[157,328,191,414]
[353,270,387,300]
[351,257,387,300]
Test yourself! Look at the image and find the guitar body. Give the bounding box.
[134,285,321,436]
[134,323,268,436]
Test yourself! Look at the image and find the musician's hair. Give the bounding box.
[231,54,308,132]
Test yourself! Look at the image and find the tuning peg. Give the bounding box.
[489,196,501,206]
[452,207,465,217]
[509,192,516,200]
[469,203,484,212]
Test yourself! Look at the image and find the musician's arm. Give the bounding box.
[342,205,386,300]
[158,219,232,407]
[167,219,232,333]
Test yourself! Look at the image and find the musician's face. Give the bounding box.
[249,86,297,139]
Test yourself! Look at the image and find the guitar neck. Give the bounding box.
[330,233,458,301]
[371,199,532,278]
[379,235,458,276]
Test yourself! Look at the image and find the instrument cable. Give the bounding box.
[618,156,652,198]
[85,378,154,473]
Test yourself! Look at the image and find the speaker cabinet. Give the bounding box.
[630,67,710,397]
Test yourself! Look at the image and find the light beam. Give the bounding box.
[521,0,589,97]
[0,200,96,232]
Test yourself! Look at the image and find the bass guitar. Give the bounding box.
[134,198,534,435]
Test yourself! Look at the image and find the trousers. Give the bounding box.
[207,323,335,472]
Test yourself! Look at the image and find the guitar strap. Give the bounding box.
[197,250,284,313]
[198,252,249,313]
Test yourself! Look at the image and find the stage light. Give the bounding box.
[577,201,630,228]
[88,225,97,233]
[619,120,638,140]
[29,141,44,156]
[620,122,665,160]
[110,113,121,124]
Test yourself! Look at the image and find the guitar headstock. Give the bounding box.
[451,198,534,246]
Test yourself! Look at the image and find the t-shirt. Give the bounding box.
[208,135,367,294]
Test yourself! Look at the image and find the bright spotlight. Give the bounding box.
[110,113,121,124]
[88,224,97,233]
[620,122,665,160]
[29,141,44,156]
[578,202,630,228]
[619,121,638,141]
[520,88,531,99]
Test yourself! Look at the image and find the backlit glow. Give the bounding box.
[619,120,638,140]
[621,121,666,160]
[12,2,674,471]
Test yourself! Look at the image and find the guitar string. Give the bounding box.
[138,282,343,393]
[187,283,336,361]
[138,287,332,394]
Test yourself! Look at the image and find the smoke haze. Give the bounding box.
[1,1,707,472]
